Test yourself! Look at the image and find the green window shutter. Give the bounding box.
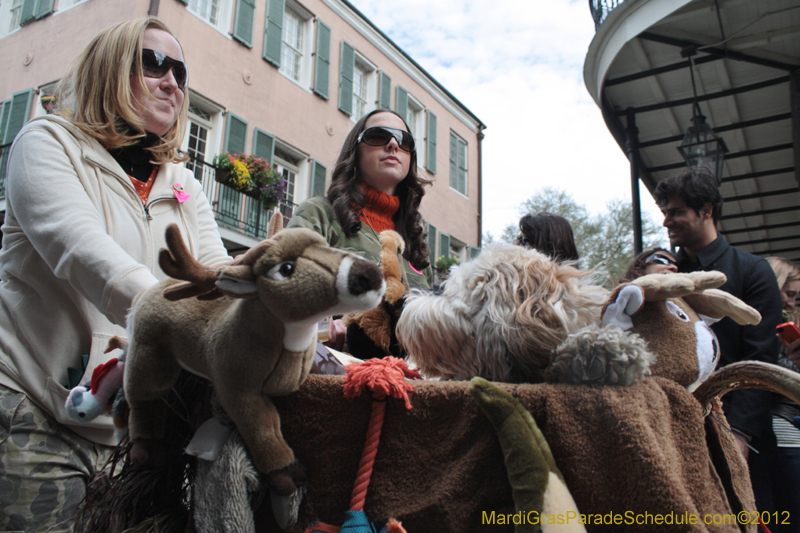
[395,86,408,121]
[378,71,391,109]
[313,20,331,99]
[252,128,275,164]
[3,89,34,145]
[0,100,11,144]
[458,138,467,195]
[425,111,437,173]
[338,41,354,116]
[35,0,54,19]
[469,246,480,260]
[311,160,327,197]
[439,233,450,261]
[263,0,285,67]
[19,0,37,25]
[224,113,248,155]
[427,223,437,264]
[232,0,256,48]
[449,131,458,190]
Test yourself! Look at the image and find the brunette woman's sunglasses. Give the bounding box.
[140,49,188,91]
[645,254,677,266]
[357,126,415,153]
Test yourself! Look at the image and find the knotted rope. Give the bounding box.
[343,357,420,511]
[304,357,419,533]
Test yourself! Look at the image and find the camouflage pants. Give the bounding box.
[0,385,113,533]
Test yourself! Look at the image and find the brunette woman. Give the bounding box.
[288,109,432,349]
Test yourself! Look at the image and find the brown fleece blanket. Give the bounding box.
[260,375,755,533]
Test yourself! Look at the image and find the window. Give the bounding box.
[9,0,23,30]
[183,95,223,182]
[1,0,58,38]
[33,81,58,118]
[187,0,232,33]
[352,55,375,121]
[187,123,209,172]
[273,143,307,206]
[352,67,368,120]
[280,9,303,81]
[0,0,24,37]
[449,131,467,195]
[449,236,466,262]
[407,96,424,164]
[263,0,313,87]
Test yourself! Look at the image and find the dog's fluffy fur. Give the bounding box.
[396,243,609,383]
[545,324,654,386]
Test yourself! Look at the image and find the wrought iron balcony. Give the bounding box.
[186,154,297,240]
[590,0,626,31]
[0,148,295,240]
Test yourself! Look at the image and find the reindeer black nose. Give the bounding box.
[348,260,383,295]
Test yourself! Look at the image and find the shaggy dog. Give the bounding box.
[396,242,609,383]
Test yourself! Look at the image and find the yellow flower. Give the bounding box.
[231,159,251,188]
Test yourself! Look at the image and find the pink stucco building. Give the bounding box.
[0,0,484,263]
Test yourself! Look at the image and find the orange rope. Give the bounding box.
[349,400,386,510]
[342,357,421,512]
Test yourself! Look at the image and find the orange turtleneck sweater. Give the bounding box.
[358,180,399,234]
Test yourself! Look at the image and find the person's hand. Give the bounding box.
[731,428,751,461]
[735,438,750,461]
[324,317,347,352]
[785,337,800,366]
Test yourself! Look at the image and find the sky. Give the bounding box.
[347,0,669,244]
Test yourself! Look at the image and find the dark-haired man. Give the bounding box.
[654,168,782,509]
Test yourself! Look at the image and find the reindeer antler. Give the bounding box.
[160,224,221,301]
[631,271,726,301]
[628,272,760,325]
[683,289,761,325]
[160,219,281,301]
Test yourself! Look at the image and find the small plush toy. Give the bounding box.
[123,222,386,497]
[469,377,586,533]
[396,242,608,383]
[344,230,408,359]
[65,336,128,431]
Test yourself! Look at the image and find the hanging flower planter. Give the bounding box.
[212,152,287,209]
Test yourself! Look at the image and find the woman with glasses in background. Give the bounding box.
[288,109,433,349]
[622,247,678,281]
[0,18,230,531]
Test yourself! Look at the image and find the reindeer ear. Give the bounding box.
[267,212,284,239]
[214,266,258,298]
[602,285,645,330]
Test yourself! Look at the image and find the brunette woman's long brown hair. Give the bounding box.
[327,109,432,270]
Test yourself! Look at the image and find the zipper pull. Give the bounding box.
[144,204,152,221]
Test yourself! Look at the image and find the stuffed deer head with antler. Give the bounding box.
[546,271,800,408]
[123,223,385,495]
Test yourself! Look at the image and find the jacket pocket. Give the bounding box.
[43,332,125,430]
[0,387,26,445]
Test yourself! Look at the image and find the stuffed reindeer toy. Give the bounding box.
[546,271,763,389]
[123,222,386,497]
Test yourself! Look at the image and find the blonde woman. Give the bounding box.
[0,18,230,532]
[755,257,800,532]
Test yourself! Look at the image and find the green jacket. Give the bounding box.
[287,197,432,290]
